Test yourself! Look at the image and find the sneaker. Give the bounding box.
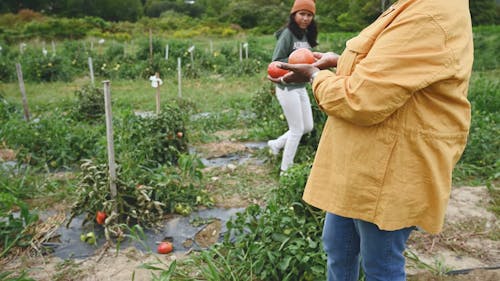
[267,140,280,155]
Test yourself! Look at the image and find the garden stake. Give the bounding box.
[15,63,30,122]
[155,72,161,114]
[239,42,242,62]
[149,28,153,63]
[177,57,182,98]
[243,42,248,59]
[51,40,56,56]
[103,80,117,199]
[88,57,95,85]
[188,45,195,65]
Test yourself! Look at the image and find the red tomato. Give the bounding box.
[96,211,106,225]
[288,48,315,64]
[267,61,289,78]
[157,241,173,254]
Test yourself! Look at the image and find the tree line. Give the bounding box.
[1,0,498,33]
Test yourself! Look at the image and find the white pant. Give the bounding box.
[272,86,313,171]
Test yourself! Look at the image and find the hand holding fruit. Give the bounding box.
[312,51,340,69]
[267,61,289,78]
[268,63,319,84]
[267,51,341,84]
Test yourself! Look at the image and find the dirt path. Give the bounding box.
[2,137,499,281]
[407,186,500,280]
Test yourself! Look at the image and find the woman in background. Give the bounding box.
[267,0,318,174]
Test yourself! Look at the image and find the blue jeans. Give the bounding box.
[322,213,414,281]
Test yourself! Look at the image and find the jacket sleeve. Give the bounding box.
[272,29,293,62]
[313,13,457,126]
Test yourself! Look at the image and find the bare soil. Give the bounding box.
[1,137,499,281]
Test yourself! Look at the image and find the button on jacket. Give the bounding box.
[302,0,473,234]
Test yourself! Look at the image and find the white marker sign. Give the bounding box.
[149,75,163,88]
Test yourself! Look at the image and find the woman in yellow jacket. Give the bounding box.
[269,0,473,280]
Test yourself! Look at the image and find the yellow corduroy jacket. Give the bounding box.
[303,0,473,234]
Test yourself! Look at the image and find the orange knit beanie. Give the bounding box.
[290,0,316,15]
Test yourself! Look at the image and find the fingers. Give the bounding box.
[267,62,320,84]
[267,75,281,83]
[317,52,339,69]
[312,52,323,59]
[276,62,294,71]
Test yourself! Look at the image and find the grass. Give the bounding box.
[1,72,267,115]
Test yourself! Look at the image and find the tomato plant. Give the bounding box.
[267,61,289,78]
[288,48,315,64]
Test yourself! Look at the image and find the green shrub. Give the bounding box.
[184,163,325,281]
[0,109,102,169]
[472,25,500,71]
[0,45,16,82]
[83,16,111,30]
[115,56,149,80]
[114,103,190,170]
[72,83,105,121]
[134,37,168,61]
[0,197,39,257]
[0,168,39,257]
[23,18,90,40]
[223,58,262,77]
[61,40,92,75]
[19,49,75,82]
[0,92,18,121]
[105,42,125,60]
[454,72,499,184]
[192,47,230,75]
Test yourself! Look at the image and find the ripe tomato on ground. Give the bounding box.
[157,241,173,254]
[96,211,106,225]
[267,61,289,78]
[288,48,315,64]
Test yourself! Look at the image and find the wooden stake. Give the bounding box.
[149,28,153,63]
[51,40,56,56]
[103,80,117,199]
[239,43,242,62]
[155,72,161,114]
[15,63,30,122]
[177,58,182,98]
[88,57,95,85]
[188,45,195,65]
[243,42,248,59]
